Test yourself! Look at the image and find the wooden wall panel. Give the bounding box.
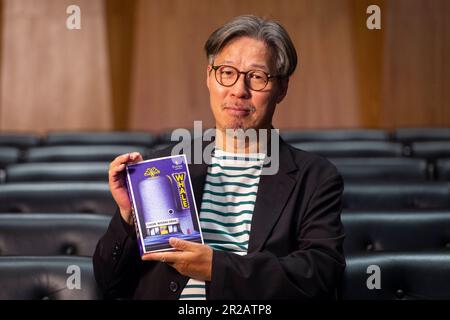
[381,0,450,128]
[443,0,450,124]
[0,0,112,133]
[0,0,448,133]
[105,0,136,130]
[129,0,361,131]
[350,0,384,128]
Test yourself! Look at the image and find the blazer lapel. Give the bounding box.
[247,140,298,253]
[189,162,208,211]
[187,138,212,211]
[186,136,298,253]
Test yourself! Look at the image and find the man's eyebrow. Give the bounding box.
[216,60,234,65]
[215,61,270,72]
[249,63,270,72]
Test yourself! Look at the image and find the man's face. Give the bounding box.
[206,36,287,131]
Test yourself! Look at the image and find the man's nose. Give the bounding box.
[231,73,251,98]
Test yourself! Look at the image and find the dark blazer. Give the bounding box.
[93,137,346,299]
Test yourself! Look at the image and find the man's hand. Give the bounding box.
[142,238,213,281]
[108,152,143,225]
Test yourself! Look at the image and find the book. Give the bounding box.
[125,154,203,255]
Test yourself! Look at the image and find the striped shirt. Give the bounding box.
[179,148,265,300]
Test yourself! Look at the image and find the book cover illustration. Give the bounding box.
[125,154,203,255]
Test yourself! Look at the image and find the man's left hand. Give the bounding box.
[142,237,213,281]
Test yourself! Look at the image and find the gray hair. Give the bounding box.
[204,15,298,78]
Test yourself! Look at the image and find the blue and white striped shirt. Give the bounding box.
[179,148,265,300]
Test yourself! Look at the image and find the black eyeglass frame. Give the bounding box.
[210,64,280,91]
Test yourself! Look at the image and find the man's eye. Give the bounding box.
[249,72,264,80]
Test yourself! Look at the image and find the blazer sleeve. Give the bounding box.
[208,173,346,299]
[92,210,142,299]
[92,146,175,299]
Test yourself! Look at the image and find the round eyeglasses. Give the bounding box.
[211,65,278,91]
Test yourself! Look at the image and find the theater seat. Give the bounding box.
[0,182,115,214]
[0,214,109,256]
[280,129,390,143]
[0,133,41,149]
[394,128,450,143]
[411,141,450,160]
[342,211,450,254]
[24,145,148,162]
[5,162,109,182]
[341,252,450,299]
[0,256,101,299]
[44,131,158,147]
[292,141,405,158]
[330,158,429,181]
[0,147,21,169]
[343,182,450,210]
[436,159,450,181]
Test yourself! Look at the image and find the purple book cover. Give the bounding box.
[125,154,203,255]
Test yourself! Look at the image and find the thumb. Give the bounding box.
[169,237,198,251]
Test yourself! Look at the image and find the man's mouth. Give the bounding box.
[222,104,254,117]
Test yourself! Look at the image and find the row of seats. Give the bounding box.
[0,132,159,148]
[1,210,449,257]
[2,128,450,148]
[1,158,450,183]
[0,145,149,168]
[2,140,450,158]
[1,129,449,300]
[281,127,450,143]
[2,253,450,299]
[0,213,450,299]
[1,181,449,213]
[3,141,450,168]
[292,141,450,159]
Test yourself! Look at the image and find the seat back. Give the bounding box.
[330,158,429,181]
[0,182,115,214]
[44,131,157,147]
[341,252,450,299]
[436,158,450,181]
[5,162,109,182]
[394,128,450,143]
[411,141,450,161]
[343,182,450,209]
[342,211,450,254]
[0,147,21,169]
[0,214,110,256]
[280,129,390,143]
[24,145,148,162]
[0,256,101,299]
[0,133,41,149]
[292,141,405,158]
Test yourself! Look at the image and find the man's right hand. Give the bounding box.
[109,152,143,225]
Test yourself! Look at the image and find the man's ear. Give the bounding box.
[206,65,212,90]
[275,78,289,104]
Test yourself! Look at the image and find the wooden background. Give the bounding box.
[0,0,449,134]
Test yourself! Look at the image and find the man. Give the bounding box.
[93,15,345,299]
